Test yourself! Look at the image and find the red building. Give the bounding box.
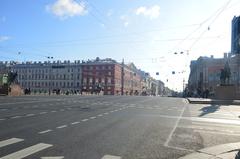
[81,58,142,95]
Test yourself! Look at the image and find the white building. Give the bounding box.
[11,60,82,94]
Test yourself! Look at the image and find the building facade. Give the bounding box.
[11,60,82,94]
[0,58,163,96]
[81,58,142,95]
[231,16,240,54]
[188,53,240,97]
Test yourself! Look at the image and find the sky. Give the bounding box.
[0,0,240,91]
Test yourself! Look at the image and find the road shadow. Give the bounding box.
[199,104,220,117]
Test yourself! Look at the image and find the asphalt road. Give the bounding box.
[0,95,240,159]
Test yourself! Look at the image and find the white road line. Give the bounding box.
[82,119,88,122]
[98,114,103,117]
[1,109,7,111]
[41,156,64,159]
[57,125,67,129]
[11,116,21,119]
[0,143,52,159]
[101,155,121,159]
[60,109,65,111]
[0,118,6,121]
[110,111,114,113]
[164,105,186,147]
[104,112,109,115]
[26,114,35,117]
[90,116,96,119]
[51,110,57,113]
[71,122,80,125]
[39,112,47,114]
[38,129,53,134]
[0,138,24,148]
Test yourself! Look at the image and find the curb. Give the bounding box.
[179,142,240,159]
[186,98,240,105]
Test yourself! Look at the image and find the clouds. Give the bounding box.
[0,36,11,42]
[135,5,160,19]
[120,15,129,27]
[46,0,87,19]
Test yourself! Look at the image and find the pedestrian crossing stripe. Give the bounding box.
[0,143,52,159]
[0,138,24,148]
[0,138,64,159]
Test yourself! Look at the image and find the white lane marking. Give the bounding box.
[40,112,47,115]
[57,125,67,129]
[0,118,6,121]
[1,109,7,111]
[101,155,121,159]
[51,110,57,113]
[164,105,186,147]
[26,114,35,117]
[67,108,72,110]
[98,114,103,117]
[60,109,65,111]
[71,121,80,125]
[82,119,88,122]
[104,112,109,115]
[0,138,24,148]
[38,129,53,134]
[0,143,52,159]
[11,116,21,119]
[41,156,64,159]
[90,116,96,119]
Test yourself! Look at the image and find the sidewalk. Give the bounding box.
[179,142,240,159]
[187,98,240,105]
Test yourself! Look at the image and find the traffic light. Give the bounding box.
[156,72,159,75]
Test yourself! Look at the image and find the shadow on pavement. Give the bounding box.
[199,104,221,117]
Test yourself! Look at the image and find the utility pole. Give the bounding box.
[121,58,124,95]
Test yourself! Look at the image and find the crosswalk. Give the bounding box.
[0,138,64,159]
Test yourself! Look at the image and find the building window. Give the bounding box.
[101,78,105,84]
[108,66,112,69]
[95,78,99,83]
[108,72,111,76]
[107,77,111,84]
[77,82,79,87]
[90,66,93,70]
[83,78,87,84]
[89,78,93,84]
[96,66,99,70]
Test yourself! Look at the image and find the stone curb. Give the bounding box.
[186,98,240,105]
[179,142,240,159]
